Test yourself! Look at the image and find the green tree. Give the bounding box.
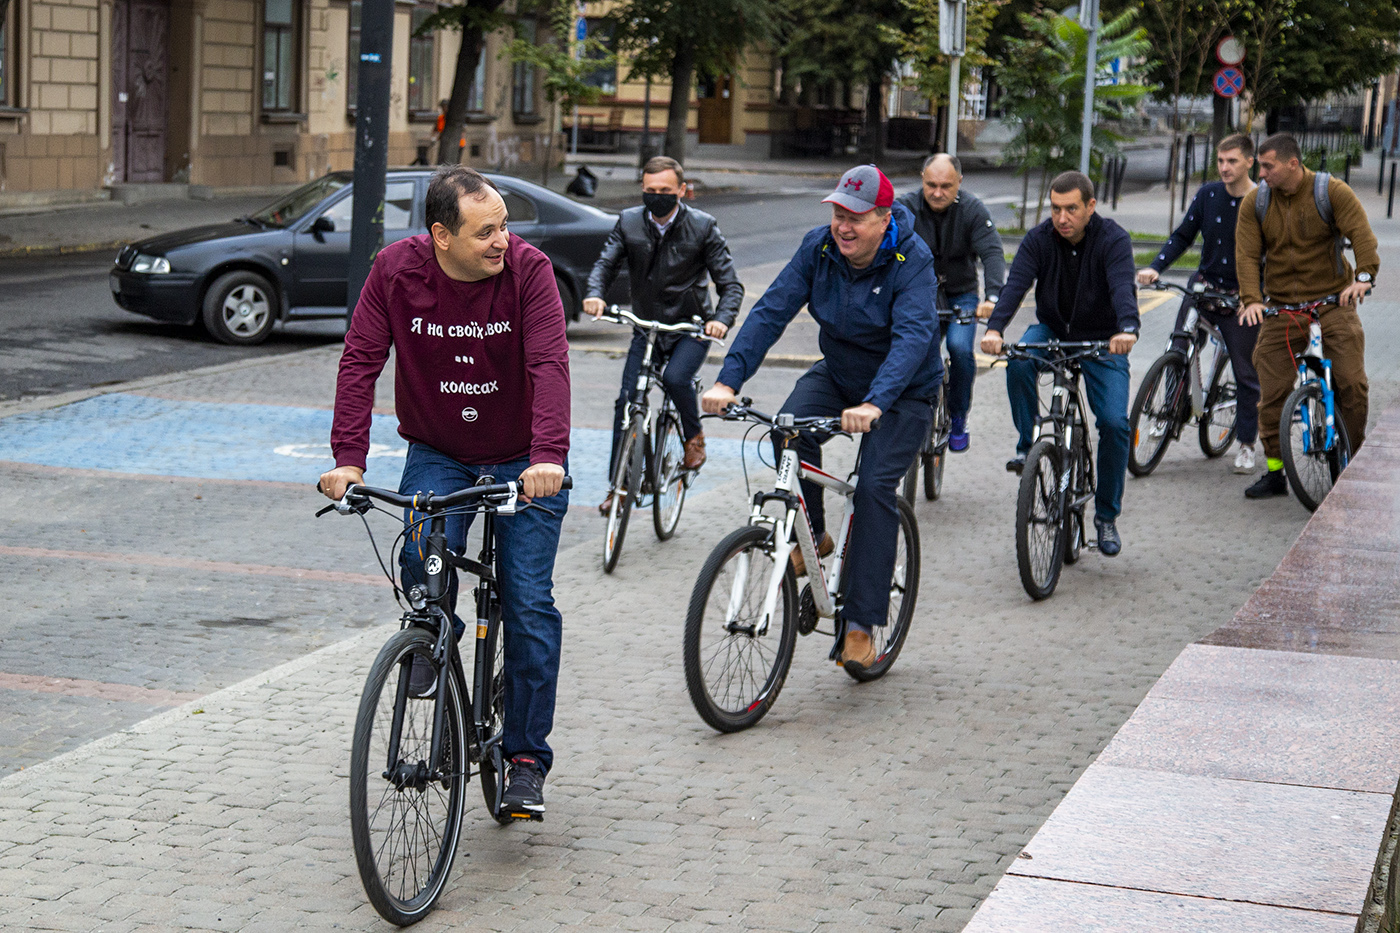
[997,7,1155,226]
[892,0,1007,150]
[608,0,780,160]
[416,0,511,165]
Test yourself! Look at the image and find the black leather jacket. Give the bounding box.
[585,203,744,327]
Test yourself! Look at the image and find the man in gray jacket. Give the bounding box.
[585,156,743,512]
[897,153,1006,451]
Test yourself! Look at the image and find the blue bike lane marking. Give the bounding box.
[0,393,754,506]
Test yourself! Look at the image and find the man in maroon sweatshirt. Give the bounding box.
[319,166,570,818]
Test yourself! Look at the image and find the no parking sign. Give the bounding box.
[1214,67,1244,99]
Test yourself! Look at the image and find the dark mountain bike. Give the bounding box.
[902,306,969,504]
[1129,280,1241,476]
[1001,340,1111,600]
[319,475,571,926]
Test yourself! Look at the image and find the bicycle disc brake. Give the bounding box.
[798,585,818,636]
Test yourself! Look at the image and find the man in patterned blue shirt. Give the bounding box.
[1137,133,1260,474]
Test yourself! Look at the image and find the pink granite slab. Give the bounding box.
[1007,765,1391,913]
[963,875,1357,933]
[1094,645,1400,792]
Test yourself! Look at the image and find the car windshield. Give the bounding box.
[249,175,350,228]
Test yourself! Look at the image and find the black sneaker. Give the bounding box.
[1245,470,1289,499]
[1006,455,1026,475]
[1094,518,1121,557]
[500,755,546,817]
[407,655,437,698]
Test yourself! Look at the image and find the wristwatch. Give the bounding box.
[1357,272,1374,284]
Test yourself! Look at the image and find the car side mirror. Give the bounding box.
[311,215,335,235]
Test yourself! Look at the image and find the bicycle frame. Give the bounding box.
[1292,314,1339,455]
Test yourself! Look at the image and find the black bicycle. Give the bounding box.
[902,306,968,504]
[1002,340,1111,600]
[319,474,571,926]
[597,306,719,573]
[1129,280,1241,476]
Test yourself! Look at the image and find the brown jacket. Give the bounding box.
[1235,170,1379,306]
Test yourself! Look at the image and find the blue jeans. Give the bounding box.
[1007,323,1131,522]
[943,292,979,420]
[397,444,569,773]
[611,331,708,475]
[776,362,932,628]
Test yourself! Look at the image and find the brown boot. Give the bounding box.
[841,629,877,669]
[790,531,835,577]
[683,433,707,470]
[597,493,615,516]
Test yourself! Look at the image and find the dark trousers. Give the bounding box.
[1253,304,1368,461]
[610,331,708,474]
[397,444,569,773]
[776,362,931,629]
[1172,294,1262,445]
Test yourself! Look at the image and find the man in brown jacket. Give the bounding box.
[1235,133,1379,499]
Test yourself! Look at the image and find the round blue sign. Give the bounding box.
[1214,67,1244,98]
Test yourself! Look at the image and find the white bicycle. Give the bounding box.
[682,400,920,732]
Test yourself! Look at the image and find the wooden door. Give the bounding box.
[112,0,169,182]
[697,74,732,145]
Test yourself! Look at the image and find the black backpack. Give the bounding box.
[1253,172,1350,277]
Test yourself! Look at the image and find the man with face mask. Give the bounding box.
[585,156,744,513]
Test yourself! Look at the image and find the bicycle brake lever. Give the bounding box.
[315,503,337,518]
[517,500,558,517]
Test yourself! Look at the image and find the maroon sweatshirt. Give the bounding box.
[331,233,571,471]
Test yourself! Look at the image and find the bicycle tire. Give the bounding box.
[603,418,642,574]
[683,525,798,733]
[842,497,920,682]
[926,393,949,501]
[1015,440,1066,600]
[1128,353,1187,476]
[652,409,688,540]
[1198,350,1238,458]
[902,456,918,505]
[1280,381,1351,512]
[350,627,467,926]
[476,606,510,822]
[1061,428,1090,566]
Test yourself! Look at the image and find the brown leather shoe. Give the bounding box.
[840,629,877,669]
[790,531,835,577]
[683,433,707,470]
[598,493,615,516]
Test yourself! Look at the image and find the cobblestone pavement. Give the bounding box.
[4,245,1400,927]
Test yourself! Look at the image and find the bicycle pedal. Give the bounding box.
[498,808,544,822]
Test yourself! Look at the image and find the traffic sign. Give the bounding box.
[576,17,587,41]
[1216,35,1245,66]
[1214,66,1244,99]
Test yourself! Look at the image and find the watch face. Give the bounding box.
[1358,273,1373,283]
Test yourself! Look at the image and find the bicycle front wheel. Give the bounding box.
[603,418,643,574]
[843,497,920,682]
[683,525,798,733]
[1280,382,1351,512]
[476,607,511,822]
[350,627,467,926]
[652,409,688,540]
[1199,351,1238,458]
[926,392,949,501]
[1015,440,1066,600]
[1128,354,1187,476]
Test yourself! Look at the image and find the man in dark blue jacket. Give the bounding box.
[702,165,939,672]
[981,171,1139,556]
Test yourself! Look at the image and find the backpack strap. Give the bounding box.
[1313,171,1349,277]
[1255,181,1271,283]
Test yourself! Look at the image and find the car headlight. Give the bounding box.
[131,253,171,274]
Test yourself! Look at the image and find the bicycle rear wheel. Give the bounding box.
[842,497,919,682]
[603,417,644,574]
[1280,382,1351,512]
[652,409,688,540]
[683,525,798,732]
[1129,354,1187,476]
[1015,440,1066,600]
[350,627,467,926]
[1198,350,1238,458]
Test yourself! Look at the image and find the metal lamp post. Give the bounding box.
[346,0,394,321]
[1078,0,1099,175]
[939,0,966,157]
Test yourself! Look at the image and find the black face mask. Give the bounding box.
[643,192,679,219]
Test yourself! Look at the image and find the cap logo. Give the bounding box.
[845,178,864,191]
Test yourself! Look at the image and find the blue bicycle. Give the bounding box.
[1270,295,1351,512]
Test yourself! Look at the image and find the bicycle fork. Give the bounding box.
[1297,321,1337,455]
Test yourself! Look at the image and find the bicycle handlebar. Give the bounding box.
[937,307,977,325]
[1263,295,1342,317]
[1001,340,1113,363]
[704,398,851,437]
[317,477,573,516]
[597,305,722,341]
[1144,280,1241,307]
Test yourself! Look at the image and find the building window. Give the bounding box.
[347,0,360,107]
[512,19,536,116]
[408,4,435,113]
[263,0,298,111]
[581,18,614,95]
[467,39,485,112]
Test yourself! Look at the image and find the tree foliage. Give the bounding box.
[415,0,510,164]
[893,0,1007,110]
[1249,0,1400,116]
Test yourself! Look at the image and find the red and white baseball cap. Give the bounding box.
[822,164,895,213]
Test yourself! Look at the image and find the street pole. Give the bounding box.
[1078,0,1099,176]
[946,54,961,158]
[346,0,393,322]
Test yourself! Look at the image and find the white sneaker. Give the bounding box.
[1233,445,1256,474]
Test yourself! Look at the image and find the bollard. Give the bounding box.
[1319,147,1328,173]
[1182,136,1192,212]
[1113,157,1126,210]
[1389,163,1396,219]
[1380,149,1388,195]
[1344,153,1352,184]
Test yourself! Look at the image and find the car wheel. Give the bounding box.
[555,270,579,321]
[202,270,277,345]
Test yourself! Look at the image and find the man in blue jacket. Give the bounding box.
[981,171,1139,556]
[702,165,939,672]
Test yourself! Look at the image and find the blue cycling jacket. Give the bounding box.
[718,201,941,411]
